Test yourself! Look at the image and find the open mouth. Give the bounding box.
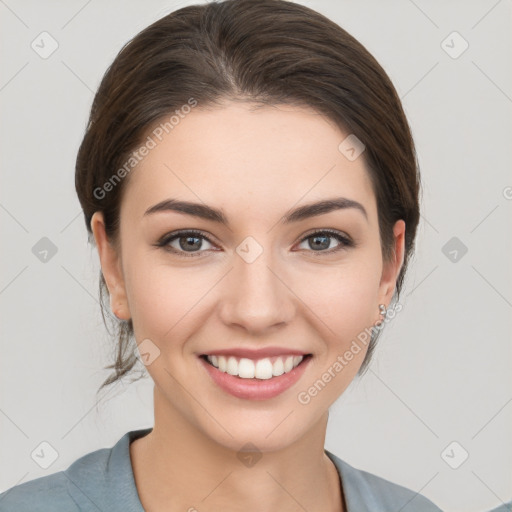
[200,353,313,380]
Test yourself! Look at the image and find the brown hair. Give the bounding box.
[75,0,421,396]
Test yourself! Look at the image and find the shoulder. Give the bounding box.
[0,470,79,511]
[326,450,444,512]
[0,444,113,512]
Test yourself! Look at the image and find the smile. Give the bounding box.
[199,353,312,400]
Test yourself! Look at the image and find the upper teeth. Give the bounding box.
[206,355,304,379]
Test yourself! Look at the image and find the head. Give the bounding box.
[76,0,420,451]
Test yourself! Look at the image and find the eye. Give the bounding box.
[295,229,354,255]
[156,230,216,257]
[155,228,354,258]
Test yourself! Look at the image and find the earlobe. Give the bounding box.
[90,211,131,320]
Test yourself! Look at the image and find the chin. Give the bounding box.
[195,404,327,455]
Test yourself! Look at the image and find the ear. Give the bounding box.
[90,211,131,320]
[378,219,406,310]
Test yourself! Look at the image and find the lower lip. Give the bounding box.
[199,356,311,400]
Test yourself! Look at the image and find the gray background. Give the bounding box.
[1,1,511,511]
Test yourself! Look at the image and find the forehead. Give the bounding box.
[121,101,376,221]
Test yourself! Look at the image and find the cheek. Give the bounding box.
[122,251,199,341]
[296,258,382,339]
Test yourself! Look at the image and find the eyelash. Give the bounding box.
[155,229,355,258]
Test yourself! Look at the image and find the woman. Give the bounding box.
[0,0,443,510]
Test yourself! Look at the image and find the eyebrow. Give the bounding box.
[143,197,368,225]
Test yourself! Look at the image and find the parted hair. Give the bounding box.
[75,0,421,396]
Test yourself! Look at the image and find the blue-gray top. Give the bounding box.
[0,428,443,511]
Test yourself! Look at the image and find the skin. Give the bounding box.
[91,100,405,512]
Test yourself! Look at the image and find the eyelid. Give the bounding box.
[156,229,217,251]
[299,227,352,241]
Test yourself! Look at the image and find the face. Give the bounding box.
[92,100,405,453]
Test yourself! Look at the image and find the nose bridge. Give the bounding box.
[219,235,293,331]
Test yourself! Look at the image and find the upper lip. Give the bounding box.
[200,347,311,359]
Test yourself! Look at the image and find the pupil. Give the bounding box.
[311,234,329,250]
[181,236,201,251]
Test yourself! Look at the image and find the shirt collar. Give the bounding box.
[65,428,150,511]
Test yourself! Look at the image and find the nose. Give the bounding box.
[218,241,295,335]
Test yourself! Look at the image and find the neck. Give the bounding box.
[129,386,344,512]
